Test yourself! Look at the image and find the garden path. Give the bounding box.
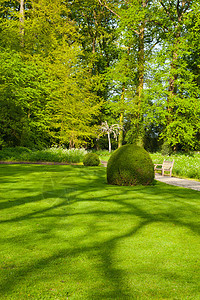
[155,174,200,191]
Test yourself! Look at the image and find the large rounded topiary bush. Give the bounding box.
[107,144,154,186]
[83,153,100,166]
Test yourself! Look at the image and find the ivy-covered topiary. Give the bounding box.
[83,153,100,166]
[107,144,154,186]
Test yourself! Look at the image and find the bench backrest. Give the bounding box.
[163,159,174,170]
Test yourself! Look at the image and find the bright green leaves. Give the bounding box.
[0,0,102,148]
[0,0,199,151]
[144,0,200,151]
[0,50,50,148]
[45,43,102,147]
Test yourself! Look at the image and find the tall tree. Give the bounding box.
[98,0,156,146]
[0,50,50,148]
[145,0,200,151]
[0,0,102,148]
[69,0,120,139]
[46,45,102,147]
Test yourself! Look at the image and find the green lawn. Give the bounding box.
[0,164,199,299]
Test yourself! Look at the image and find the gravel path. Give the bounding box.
[155,174,200,191]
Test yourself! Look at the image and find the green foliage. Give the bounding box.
[47,45,102,148]
[28,148,87,163]
[0,0,200,152]
[144,0,200,151]
[145,40,200,151]
[83,153,100,166]
[107,144,154,186]
[69,0,120,134]
[161,142,172,156]
[0,50,50,148]
[0,0,102,149]
[24,0,77,55]
[0,147,87,163]
[0,147,31,161]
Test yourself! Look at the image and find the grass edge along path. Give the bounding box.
[0,164,200,299]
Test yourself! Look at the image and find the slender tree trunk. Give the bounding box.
[92,37,96,54]
[137,25,144,104]
[167,29,180,129]
[69,139,75,149]
[118,112,124,148]
[118,83,125,148]
[108,132,111,152]
[19,0,25,48]
[135,22,145,147]
[118,47,130,148]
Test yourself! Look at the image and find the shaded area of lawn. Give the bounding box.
[0,164,199,299]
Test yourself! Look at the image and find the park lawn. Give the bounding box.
[0,165,199,299]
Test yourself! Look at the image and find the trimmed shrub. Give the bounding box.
[161,142,172,156]
[83,153,100,166]
[107,144,154,186]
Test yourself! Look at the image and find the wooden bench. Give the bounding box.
[154,159,174,177]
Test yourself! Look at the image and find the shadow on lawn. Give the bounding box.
[0,164,200,298]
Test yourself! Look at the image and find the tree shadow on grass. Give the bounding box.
[0,165,200,298]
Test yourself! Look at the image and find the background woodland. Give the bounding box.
[0,0,199,152]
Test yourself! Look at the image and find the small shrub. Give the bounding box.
[161,142,172,156]
[107,144,154,186]
[83,153,100,166]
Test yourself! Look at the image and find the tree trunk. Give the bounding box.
[118,47,130,148]
[118,83,125,148]
[137,25,144,104]
[108,132,111,153]
[135,21,145,147]
[19,0,25,48]
[166,23,181,140]
[118,112,124,148]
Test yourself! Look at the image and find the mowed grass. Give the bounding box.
[0,165,199,299]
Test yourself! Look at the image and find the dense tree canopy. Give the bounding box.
[0,0,199,151]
